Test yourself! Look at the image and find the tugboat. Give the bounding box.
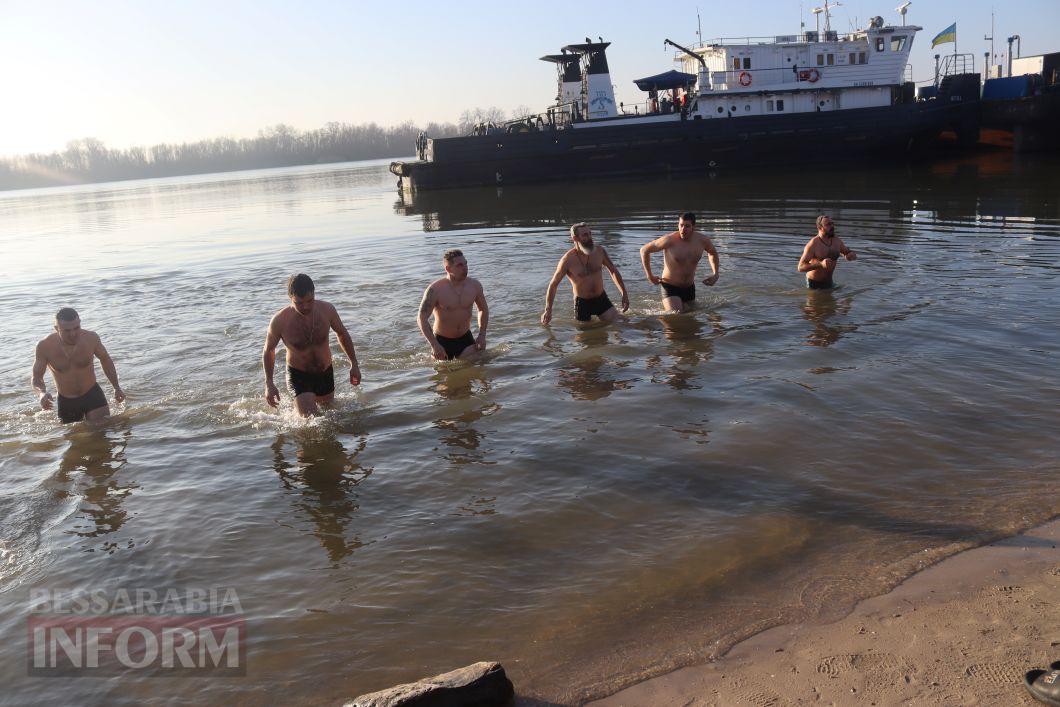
[391,6,981,191]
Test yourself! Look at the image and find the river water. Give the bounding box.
[1,153,1058,704]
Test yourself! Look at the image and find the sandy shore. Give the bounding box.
[592,518,1060,706]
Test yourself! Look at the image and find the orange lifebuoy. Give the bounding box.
[798,68,821,83]
[738,71,752,87]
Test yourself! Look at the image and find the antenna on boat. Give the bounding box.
[812,0,841,34]
[896,1,911,26]
[696,6,702,45]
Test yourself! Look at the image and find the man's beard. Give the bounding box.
[576,240,594,253]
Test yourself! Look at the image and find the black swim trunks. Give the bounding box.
[436,331,476,360]
[57,383,108,424]
[575,292,615,322]
[660,281,695,302]
[286,365,335,397]
[807,278,835,290]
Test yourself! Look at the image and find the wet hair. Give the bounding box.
[816,215,832,230]
[55,307,79,322]
[569,222,589,238]
[679,212,696,224]
[443,249,464,264]
[287,273,315,298]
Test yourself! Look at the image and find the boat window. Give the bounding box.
[717,106,724,113]
[859,51,867,64]
[745,104,751,111]
[827,54,835,65]
[849,53,855,64]
[743,57,752,69]
[767,100,775,112]
[776,99,785,111]
[733,57,741,70]
[731,105,737,112]
[817,54,825,66]
[890,36,907,52]
[876,37,885,51]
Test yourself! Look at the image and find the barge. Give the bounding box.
[392,8,981,191]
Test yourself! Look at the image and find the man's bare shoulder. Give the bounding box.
[314,300,337,315]
[427,277,450,292]
[466,277,485,293]
[698,232,715,246]
[36,334,58,354]
[269,306,293,326]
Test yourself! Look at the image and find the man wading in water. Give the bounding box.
[418,249,489,361]
[798,214,857,289]
[32,308,126,424]
[263,274,362,417]
[640,212,720,312]
[541,222,629,325]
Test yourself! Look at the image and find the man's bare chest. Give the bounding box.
[47,345,93,372]
[436,287,475,311]
[281,316,329,349]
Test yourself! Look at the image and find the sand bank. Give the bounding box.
[593,519,1060,705]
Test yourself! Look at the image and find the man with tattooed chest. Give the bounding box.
[263,274,362,417]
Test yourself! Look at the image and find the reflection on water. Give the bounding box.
[430,367,499,465]
[644,312,723,391]
[51,421,136,552]
[548,327,635,402]
[801,289,855,348]
[272,431,372,568]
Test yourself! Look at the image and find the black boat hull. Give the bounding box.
[392,91,979,191]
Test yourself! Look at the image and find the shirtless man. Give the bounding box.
[798,215,857,289]
[640,212,720,312]
[418,249,489,361]
[263,273,362,417]
[541,222,629,325]
[32,307,126,424]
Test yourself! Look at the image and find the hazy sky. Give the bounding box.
[1,0,1056,157]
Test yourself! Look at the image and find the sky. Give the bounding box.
[1,0,1057,157]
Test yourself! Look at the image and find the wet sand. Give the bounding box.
[593,518,1060,706]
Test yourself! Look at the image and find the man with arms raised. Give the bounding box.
[798,214,857,289]
[32,307,126,424]
[541,222,629,325]
[263,274,362,417]
[418,249,489,361]
[640,212,720,312]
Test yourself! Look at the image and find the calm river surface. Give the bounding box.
[1,153,1058,704]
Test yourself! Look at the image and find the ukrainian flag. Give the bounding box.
[932,23,957,48]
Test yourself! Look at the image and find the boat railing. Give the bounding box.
[688,31,864,49]
[619,98,687,117]
[702,62,899,91]
[936,53,975,85]
[478,102,583,136]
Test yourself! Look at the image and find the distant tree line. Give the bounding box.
[0,107,519,190]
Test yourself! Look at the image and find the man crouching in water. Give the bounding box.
[263,273,362,417]
[640,212,720,312]
[32,307,126,424]
[541,222,629,326]
[418,249,489,361]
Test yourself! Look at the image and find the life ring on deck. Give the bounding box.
[738,71,752,87]
[799,68,821,83]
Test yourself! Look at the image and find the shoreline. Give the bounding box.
[590,517,1060,705]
